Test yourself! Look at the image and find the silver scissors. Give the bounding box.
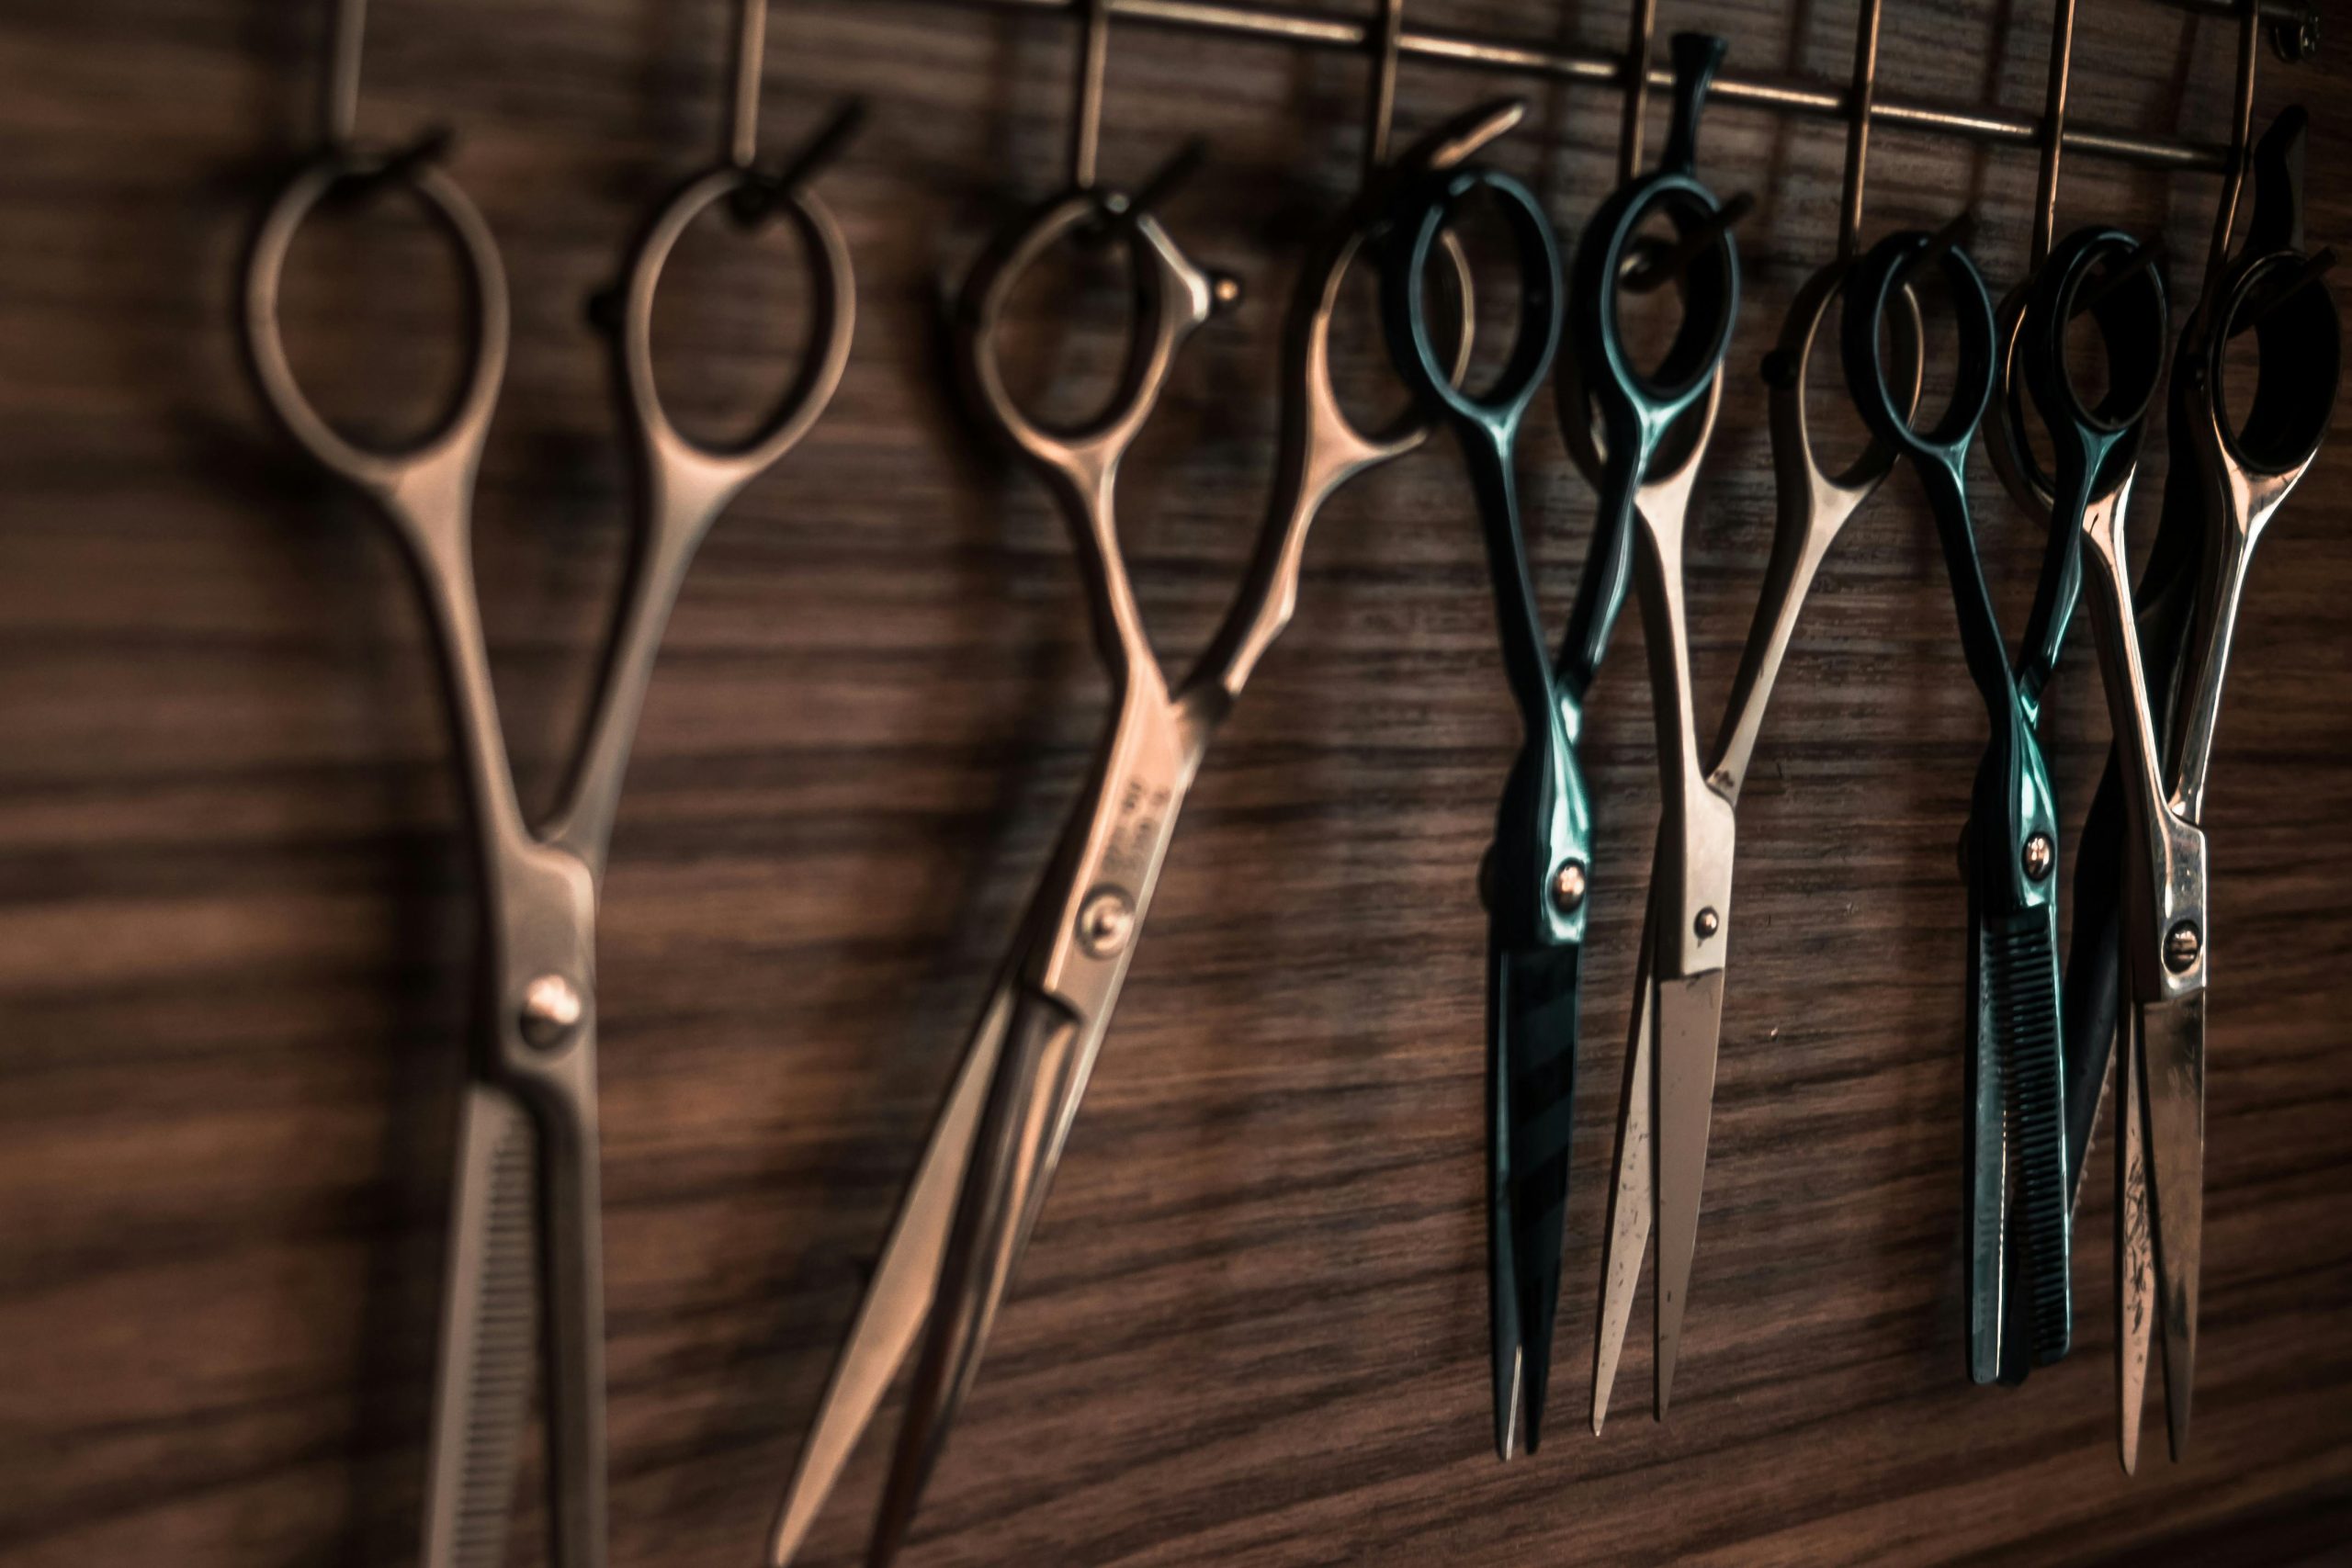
[767,2,1476,1561]
[239,3,854,1562]
[1588,0,1922,1429]
[2072,101,2338,1471]
[1548,25,1741,1428]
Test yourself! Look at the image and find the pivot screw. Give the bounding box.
[2021,832,2054,883]
[1077,888,1136,958]
[2164,920,2202,976]
[2268,6,2320,63]
[1550,861,1588,915]
[520,974,583,1049]
[1694,907,1722,941]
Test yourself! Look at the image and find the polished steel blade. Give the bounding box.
[1591,884,1661,1435]
[2116,1002,2153,1474]
[2141,993,2205,1462]
[1492,942,1581,1457]
[1964,900,2010,1386]
[1652,967,1729,1417]
[766,979,1015,1568]
[869,993,1083,1568]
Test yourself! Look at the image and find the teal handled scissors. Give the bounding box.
[1377,95,1570,1459]
[2069,104,2338,1472]
[240,2,854,1563]
[1589,5,1925,1428]
[766,3,1492,1558]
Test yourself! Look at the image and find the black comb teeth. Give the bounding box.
[1989,909,2072,1364]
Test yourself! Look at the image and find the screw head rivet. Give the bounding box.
[520,974,583,1049]
[1077,888,1136,958]
[2164,921,2202,976]
[1550,861,1588,915]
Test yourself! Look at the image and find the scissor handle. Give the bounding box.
[959,187,1222,686]
[1556,32,1739,705]
[1844,229,1996,476]
[613,162,855,519]
[1709,258,1919,797]
[1383,164,1563,447]
[242,145,510,540]
[1183,215,1474,709]
[1380,164,1564,732]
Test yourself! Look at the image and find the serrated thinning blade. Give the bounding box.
[1493,943,1580,1456]
[1653,968,1727,1417]
[423,1084,539,1568]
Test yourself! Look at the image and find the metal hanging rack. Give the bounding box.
[872,0,2317,174]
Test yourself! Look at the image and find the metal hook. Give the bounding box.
[1069,0,1113,190]
[321,0,368,146]
[1616,0,1659,186]
[1838,0,1885,260]
[1363,0,1405,179]
[728,0,770,168]
[2030,0,2080,268]
[2199,0,2268,312]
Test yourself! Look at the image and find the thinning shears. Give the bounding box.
[1590,1,1924,1427]
[2070,103,2338,1471]
[767,3,1486,1558]
[240,3,855,1563]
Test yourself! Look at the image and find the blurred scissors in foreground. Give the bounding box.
[2069,104,2338,1471]
[1589,9,1925,1427]
[768,2,1485,1559]
[241,3,854,1563]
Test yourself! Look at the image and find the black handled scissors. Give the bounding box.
[1556,31,1744,1427]
[240,4,854,1564]
[1377,97,1571,1460]
[766,9,1490,1558]
[2069,105,2339,1471]
[1841,222,2082,1389]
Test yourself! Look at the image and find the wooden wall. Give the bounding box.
[4,2,2350,1563]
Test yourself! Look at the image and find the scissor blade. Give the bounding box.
[422,1082,539,1568]
[1991,907,2071,1371]
[870,991,1083,1568]
[767,979,1017,1568]
[2116,1003,2154,1474]
[2141,993,2205,1461]
[1652,967,1728,1418]
[1962,884,2010,1385]
[1591,888,1660,1435]
[1491,942,1581,1457]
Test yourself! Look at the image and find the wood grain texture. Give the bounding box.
[2,2,2349,1564]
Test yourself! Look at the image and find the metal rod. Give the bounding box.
[1617,0,1659,186]
[322,0,368,144]
[730,0,770,167]
[2030,0,2078,265]
[1070,0,1112,187]
[910,0,2258,173]
[1838,0,1884,258]
[1363,0,1403,176]
[2202,0,2264,301]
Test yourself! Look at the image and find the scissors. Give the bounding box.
[2069,103,2338,1471]
[767,3,1485,1558]
[1589,6,1924,1428]
[240,3,855,1563]
[1375,79,1568,1459]
[2060,0,2294,1213]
